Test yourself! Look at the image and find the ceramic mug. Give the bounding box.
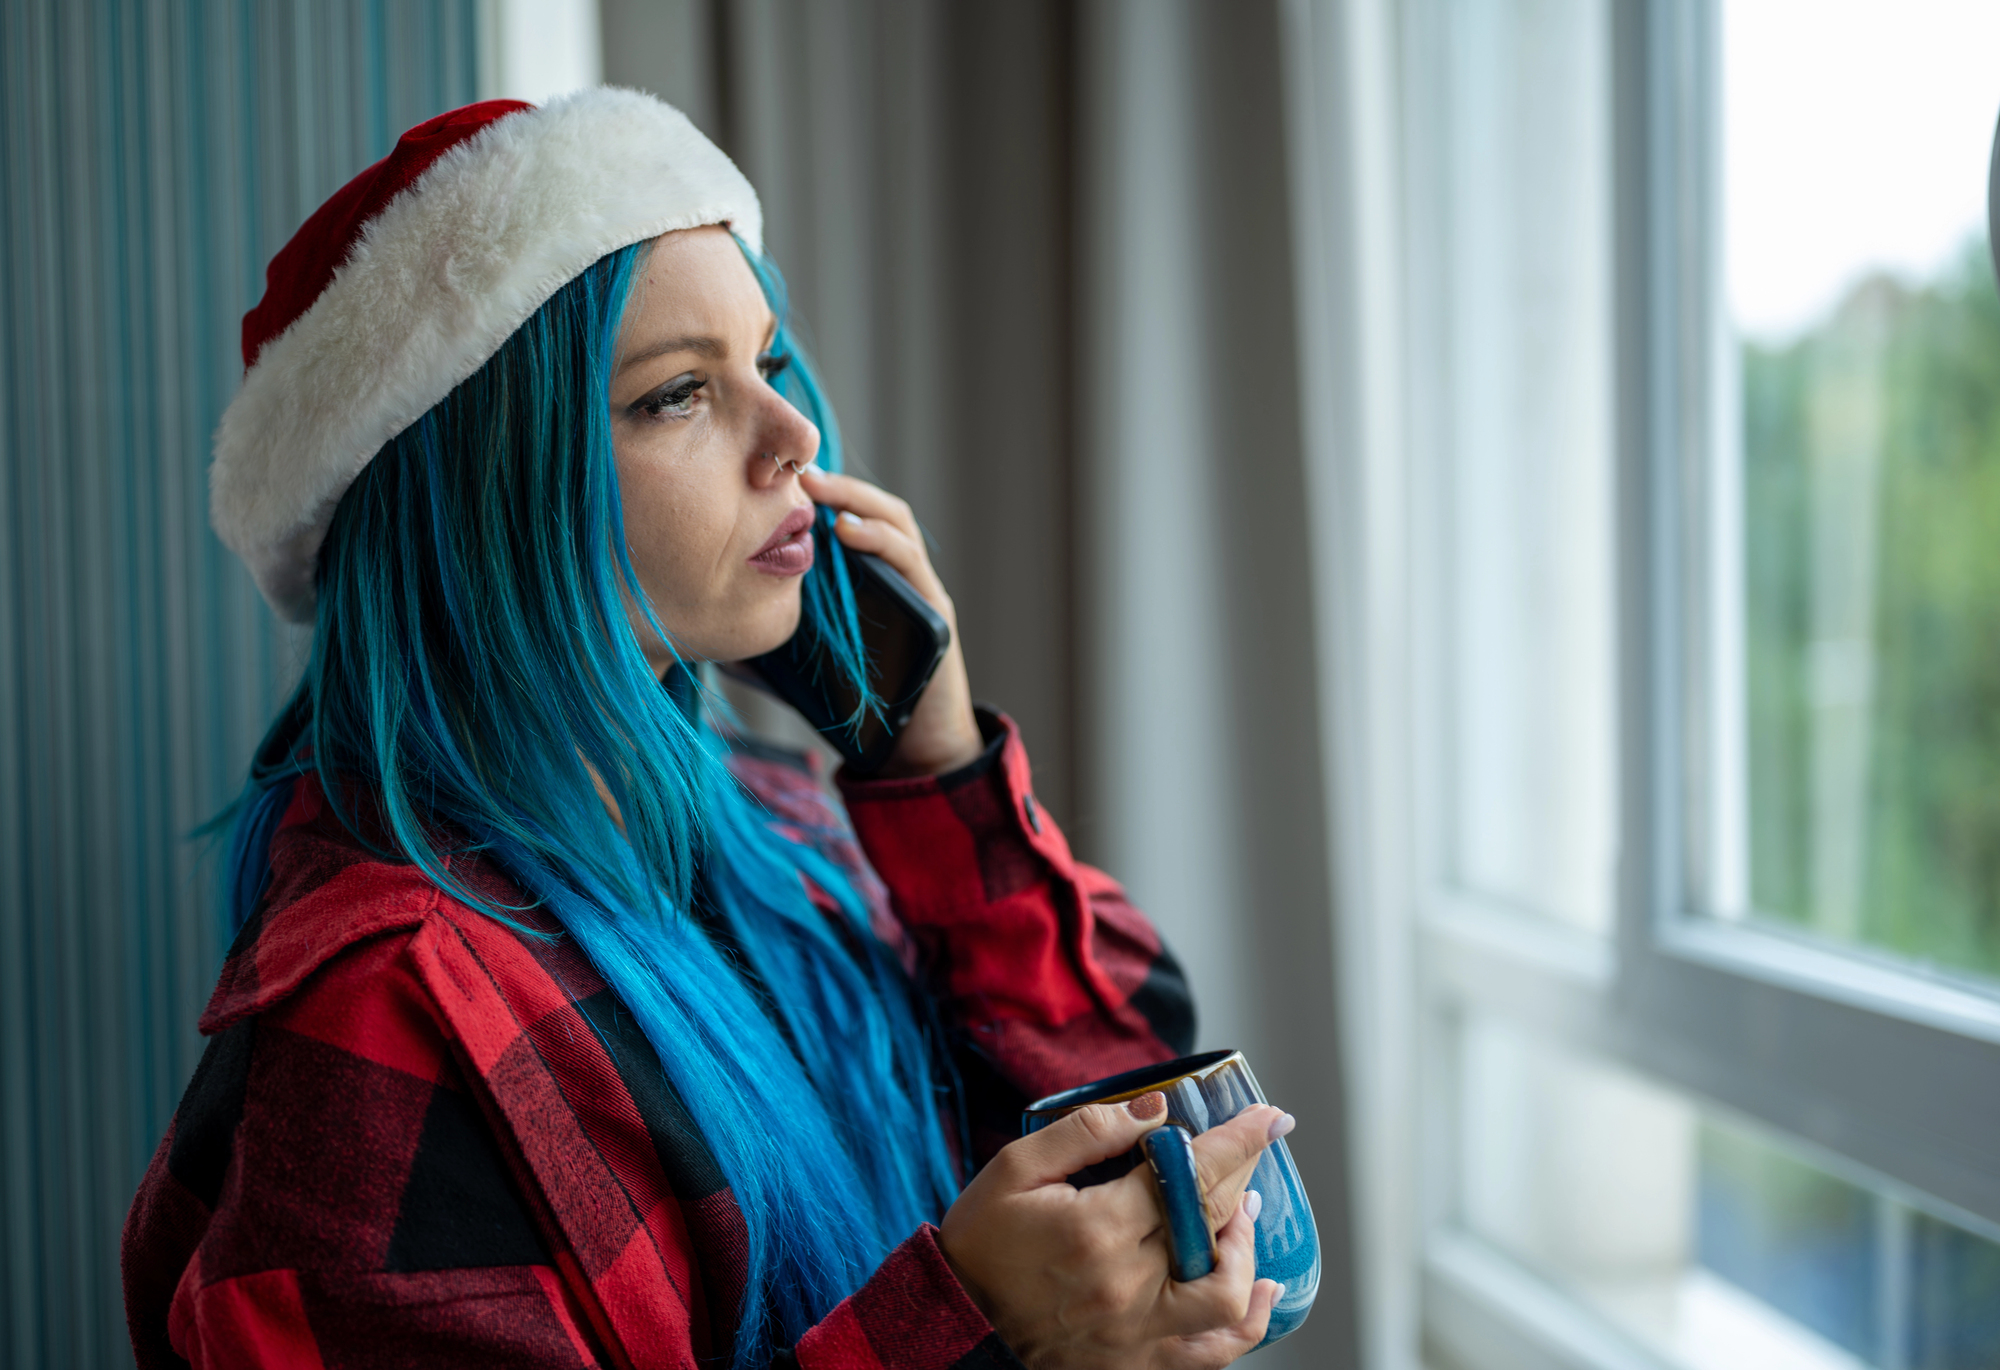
[1021,1050,1319,1349]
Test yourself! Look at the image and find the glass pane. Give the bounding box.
[1434,0,1617,933]
[1460,1015,2000,1368]
[1908,1211,2000,1367]
[1697,1124,1879,1358]
[1722,1,2000,977]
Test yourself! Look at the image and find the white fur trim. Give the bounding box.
[210,88,762,621]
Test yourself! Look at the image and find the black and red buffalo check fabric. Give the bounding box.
[124,712,1193,1368]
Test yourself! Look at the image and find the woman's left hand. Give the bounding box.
[798,465,984,777]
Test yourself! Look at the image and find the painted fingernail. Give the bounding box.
[1268,1112,1296,1141]
[837,510,862,527]
[1126,1091,1166,1120]
[1274,1282,1287,1302]
[1244,1189,1263,1223]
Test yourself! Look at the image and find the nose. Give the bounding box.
[749,450,813,491]
[747,388,821,487]
[753,452,808,485]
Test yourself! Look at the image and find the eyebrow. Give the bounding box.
[619,334,728,371]
[617,317,782,374]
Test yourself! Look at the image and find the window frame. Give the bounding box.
[1611,0,2000,1234]
[1404,1,2000,1366]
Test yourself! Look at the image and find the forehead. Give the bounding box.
[625,225,771,337]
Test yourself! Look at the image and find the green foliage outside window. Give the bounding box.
[1746,241,2000,979]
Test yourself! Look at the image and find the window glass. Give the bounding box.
[1459,1014,2000,1368]
[1718,0,2000,980]
[1434,0,1617,933]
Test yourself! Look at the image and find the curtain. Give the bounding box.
[602,4,1378,1366]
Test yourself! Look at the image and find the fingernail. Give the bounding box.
[1274,1282,1287,1301]
[1268,1111,1296,1141]
[1126,1091,1166,1121]
[1244,1189,1263,1223]
[837,510,862,528]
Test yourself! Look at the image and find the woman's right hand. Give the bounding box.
[937,1095,1291,1369]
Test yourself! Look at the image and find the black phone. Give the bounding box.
[747,537,951,773]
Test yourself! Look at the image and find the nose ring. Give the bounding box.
[764,452,806,476]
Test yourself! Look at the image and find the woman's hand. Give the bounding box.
[799,465,984,777]
[939,1095,1290,1370]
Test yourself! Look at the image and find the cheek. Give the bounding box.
[612,430,802,662]
[616,447,736,616]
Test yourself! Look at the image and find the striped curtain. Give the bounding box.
[0,4,479,1363]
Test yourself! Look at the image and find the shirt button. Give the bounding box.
[1023,792,1044,834]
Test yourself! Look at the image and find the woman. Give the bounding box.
[123,91,1290,1370]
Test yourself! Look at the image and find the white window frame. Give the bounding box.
[1614,0,2000,1232]
[1393,2,2000,1368]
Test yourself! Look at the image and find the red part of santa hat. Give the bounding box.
[239,100,532,371]
[210,89,762,622]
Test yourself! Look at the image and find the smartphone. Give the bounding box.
[747,538,952,773]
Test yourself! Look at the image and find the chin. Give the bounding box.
[727,590,806,662]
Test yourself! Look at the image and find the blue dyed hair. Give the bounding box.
[222,240,960,1367]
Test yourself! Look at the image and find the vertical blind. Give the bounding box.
[0,3,479,1363]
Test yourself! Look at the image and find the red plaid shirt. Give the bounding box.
[124,713,1193,1369]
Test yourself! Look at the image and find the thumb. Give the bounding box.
[1011,1093,1170,1186]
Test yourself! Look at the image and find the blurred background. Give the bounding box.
[6,1,2000,1368]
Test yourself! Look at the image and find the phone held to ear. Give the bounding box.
[747,538,951,774]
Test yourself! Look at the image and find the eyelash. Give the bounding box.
[629,351,793,423]
[635,375,705,421]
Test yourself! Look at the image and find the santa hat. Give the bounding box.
[210,89,762,622]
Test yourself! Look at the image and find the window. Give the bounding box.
[1453,1013,2000,1369]
[1705,1,2000,984]
[1404,3,2000,1368]
[1427,0,1618,940]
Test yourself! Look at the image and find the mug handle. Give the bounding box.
[1141,1125,1218,1281]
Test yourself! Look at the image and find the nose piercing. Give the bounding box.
[764,452,806,476]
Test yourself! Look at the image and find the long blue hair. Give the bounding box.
[221,240,961,1367]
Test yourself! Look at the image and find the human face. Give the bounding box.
[608,226,820,669]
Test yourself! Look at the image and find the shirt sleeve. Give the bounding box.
[783,1226,1022,1370]
[837,709,1195,1164]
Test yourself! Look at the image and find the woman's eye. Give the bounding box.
[757,350,792,383]
[634,374,705,420]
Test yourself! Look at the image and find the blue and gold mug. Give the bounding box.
[1022,1050,1319,1348]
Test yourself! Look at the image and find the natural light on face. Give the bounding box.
[1724,0,2000,983]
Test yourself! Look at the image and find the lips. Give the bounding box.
[748,505,816,577]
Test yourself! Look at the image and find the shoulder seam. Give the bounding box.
[200,868,442,1033]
